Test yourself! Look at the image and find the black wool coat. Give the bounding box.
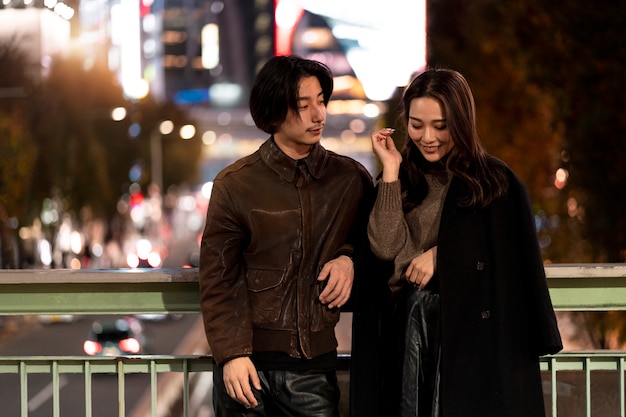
[350,159,562,417]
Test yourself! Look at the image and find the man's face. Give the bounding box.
[273,76,326,160]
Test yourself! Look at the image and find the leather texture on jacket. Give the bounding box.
[199,138,373,365]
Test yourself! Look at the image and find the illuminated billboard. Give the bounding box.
[275,0,427,101]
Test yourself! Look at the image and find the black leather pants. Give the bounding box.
[382,286,441,417]
[400,288,441,417]
[212,364,340,417]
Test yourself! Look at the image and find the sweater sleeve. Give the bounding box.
[367,180,409,261]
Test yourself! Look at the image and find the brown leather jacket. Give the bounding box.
[199,138,373,365]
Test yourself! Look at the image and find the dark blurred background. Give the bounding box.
[0,0,625,346]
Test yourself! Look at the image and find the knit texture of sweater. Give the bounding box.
[368,169,451,291]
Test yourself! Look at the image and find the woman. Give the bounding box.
[367,68,562,417]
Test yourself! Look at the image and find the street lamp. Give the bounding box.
[151,120,195,192]
[150,120,172,193]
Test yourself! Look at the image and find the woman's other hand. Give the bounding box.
[405,246,437,289]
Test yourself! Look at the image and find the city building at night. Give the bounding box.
[0,6,72,83]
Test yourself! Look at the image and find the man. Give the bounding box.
[199,55,373,416]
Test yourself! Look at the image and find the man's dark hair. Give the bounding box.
[249,55,333,134]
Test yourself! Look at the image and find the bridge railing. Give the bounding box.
[0,263,625,417]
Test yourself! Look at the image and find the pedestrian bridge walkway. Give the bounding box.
[0,264,625,417]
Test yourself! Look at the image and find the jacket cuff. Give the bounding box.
[335,249,353,259]
[219,353,251,367]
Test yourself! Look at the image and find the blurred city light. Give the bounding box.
[136,238,152,259]
[362,103,382,118]
[177,194,196,212]
[275,0,304,55]
[127,253,140,268]
[128,122,142,138]
[208,82,242,107]
[202,130,217,145]
[147,251,162,268]
[554,168,569,190]
[92,243,104,258]
[349,118,366,134]
[216,112,232,126]
[159,119,174,135]
[111,107,127,121]
[567,198,579,218]
[113,0,144,100]
[276,0,426,101]
[201,23,219,69]
[70,230,83,255]
[340,130,356,143]
[38,239,52,266]
[201,182,214,200]
[179,124,196,140]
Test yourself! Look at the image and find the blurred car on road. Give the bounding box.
[83,317,148,356]
[38,314,78,324]
[133,313,183,322]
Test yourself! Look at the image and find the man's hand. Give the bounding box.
[222,357,261,408]
[317,255,354,309]
[405,246,437,290]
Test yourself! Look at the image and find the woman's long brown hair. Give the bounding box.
[399,69,508,211]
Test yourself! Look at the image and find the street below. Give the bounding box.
[0,313,202,417]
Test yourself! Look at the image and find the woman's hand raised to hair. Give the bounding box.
[371,128,402,183]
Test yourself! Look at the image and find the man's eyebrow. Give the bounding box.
[298,91,324,101]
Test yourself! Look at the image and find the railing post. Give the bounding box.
[550,356,557,417]
[150,359,157,417]
[85,360,93,417]
[183,359,189,417]
[585,357,591,417]
[20,361,27,417]
[617,358,626,417]
[118,360,125,417]
[53,360,60,417]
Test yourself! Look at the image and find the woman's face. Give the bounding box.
[407,97,454,163]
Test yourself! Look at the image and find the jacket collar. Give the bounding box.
[260,137,327,183]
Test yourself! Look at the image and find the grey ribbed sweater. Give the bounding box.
[367,171,451,290]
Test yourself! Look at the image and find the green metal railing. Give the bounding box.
[541,352,626,417]
[0,356,214,417]
[1,263,625,417]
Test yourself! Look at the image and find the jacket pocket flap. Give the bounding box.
[246,268,285,292]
